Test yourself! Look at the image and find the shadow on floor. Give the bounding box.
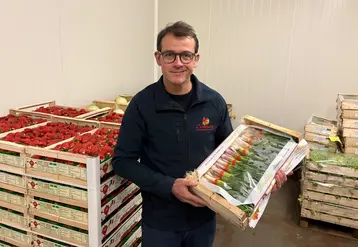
[213,177,357,247]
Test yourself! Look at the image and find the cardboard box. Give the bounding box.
[101,194,142,239]
[344,147,358,155]
[337,94,358,110]
[102,208,142,247]
[304,115,337,136]
[101,182,139,220]
[304,132,331,145]
[29,217,88,246]
[307,141,337,153]
[344,137,358,147]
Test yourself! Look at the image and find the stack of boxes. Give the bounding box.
[304,115,338,153]
[337,94,358,154]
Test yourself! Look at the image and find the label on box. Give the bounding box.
[100,159,113,178]
[27,158,87,181]
[101,194,142,238]
[0,172,26,188]
[355,111,358,117]
[101,183,139,220]
[32,237,70,247]
[101,176,126,199]
[30,199,88,224]
[314,127,330,135]
[0,153,24,168]
[30,219,88,245]
[28,179,87,202]
[102,208,142,247]
[0,190,25,206]
[0,208,27,227]
[0,224,31,244]
[313,135,327,143]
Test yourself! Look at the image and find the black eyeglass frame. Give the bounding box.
[158,51,198,64]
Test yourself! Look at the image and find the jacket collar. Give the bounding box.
[154,74,210,112]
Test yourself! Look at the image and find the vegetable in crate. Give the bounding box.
[202,127,291,215]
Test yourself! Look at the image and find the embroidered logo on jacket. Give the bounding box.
[196,117,214,131]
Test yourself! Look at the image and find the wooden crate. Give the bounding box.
[304,132,331,145]
[101,193,142,240]
[339,119,358,129]
[304,115,338,136]
[102,208,142,247]
[344,147,358,155]
[337,94,358,110]
[338,109,358,120]
[11,101,89,119]
[301,151,358,234]
[29,216,89,247]
[80,108,123,127]
[0,224,32,247]
[307,141,337,153]
[0,109,141,247]
[28,197,88,231]
[342,128,358,138]
[344,137,358,147]
[187,115,304,230]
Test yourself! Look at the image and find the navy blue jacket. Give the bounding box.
[112,74,233,231]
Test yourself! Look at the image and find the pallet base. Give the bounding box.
[300,217,358,240]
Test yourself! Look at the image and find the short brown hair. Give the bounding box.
[157,21,199,53]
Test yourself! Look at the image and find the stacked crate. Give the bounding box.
[337,94,358,154]
[300,150,358,236]
[304,115,338,153]
[0,110,142,247]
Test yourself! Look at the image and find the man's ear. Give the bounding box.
[193,54,200,68]
[154,51,161,66]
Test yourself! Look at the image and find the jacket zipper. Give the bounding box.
[184,114,190,165]
[176,123,180,143]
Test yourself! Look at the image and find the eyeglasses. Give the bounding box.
[159,51,197,64]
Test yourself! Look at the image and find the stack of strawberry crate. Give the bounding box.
[337,94,358,154]
[0,106,142,247]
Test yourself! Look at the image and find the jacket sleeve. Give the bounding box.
[112,98,176,201]
[215,96,234,147]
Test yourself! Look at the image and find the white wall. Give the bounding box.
[2,0,358,133]
[158,0,358,132]
[0,0,156,115]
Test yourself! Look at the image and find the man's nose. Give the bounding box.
[172,55,184,66]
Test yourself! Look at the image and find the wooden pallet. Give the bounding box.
[301,148,358,240]
[300,214,358,240]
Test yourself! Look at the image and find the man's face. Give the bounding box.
[155,33,199,86]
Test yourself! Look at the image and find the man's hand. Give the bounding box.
[172,178,208,207]
[271,169,293,194]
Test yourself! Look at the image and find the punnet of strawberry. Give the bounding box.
[53,128,119,161]
[0,114,47,134]
[34,106,87,117]
[1,122,94,147]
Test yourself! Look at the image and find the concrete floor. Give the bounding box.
[213,177,357,247]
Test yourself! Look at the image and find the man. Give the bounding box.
[112,21,289,247]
